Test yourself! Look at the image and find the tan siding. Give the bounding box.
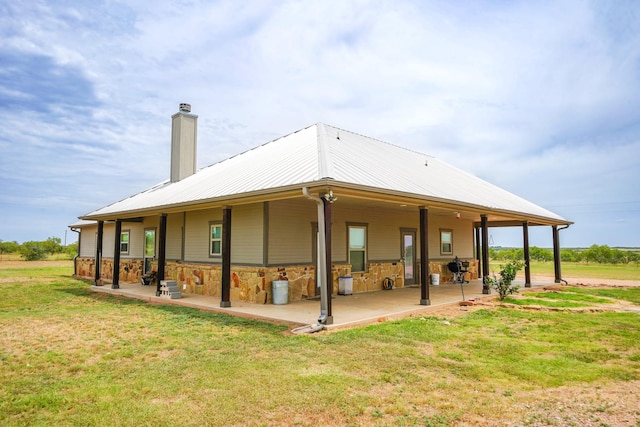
[268,199,316,264]
[184,209,219,263]
[183,205,264,264]
[429,217,474,260]
[231,203,264,264]
[101,223,116,258]
[121,223,144,259]
[332,205,416,262]
[166,213,183,260]
[79,225,97,257]
[332,205,475,263]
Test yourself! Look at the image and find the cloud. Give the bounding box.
[0,0,639,247]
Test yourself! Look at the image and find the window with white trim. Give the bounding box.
[348,224,367,273]
[210,223,222,256]
[440,229,453,255]
[120,230,130,254]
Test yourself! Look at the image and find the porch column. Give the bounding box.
[322,198,333,323]
[522,221,531,287]
[95,221,104,285]
[475,226,481,277]
[220,207,232,308]
[156,214,167,296]
[552,225,561,283]
[112,219,122,289]
[419,206,430,305]
[481,214,490,294]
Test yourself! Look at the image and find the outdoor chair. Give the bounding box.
[141,271,157,286]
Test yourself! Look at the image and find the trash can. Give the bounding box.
[272,280,289,305]
[339,276,353,295]
[431,273,440,286]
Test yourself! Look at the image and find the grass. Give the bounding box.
[1,262,639,426]
[503,260,640,281]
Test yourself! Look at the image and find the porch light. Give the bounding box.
[323,190,337,203]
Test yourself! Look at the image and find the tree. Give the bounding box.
[41,237,63,255]
[18,241,47,261]
[530,246,553,262]
[0,240,20,255]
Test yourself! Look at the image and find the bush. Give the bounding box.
[485,260,524,301]
[19,241,48,261]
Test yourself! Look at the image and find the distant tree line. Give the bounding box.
[490,245,640,265]
[0,238,78,261]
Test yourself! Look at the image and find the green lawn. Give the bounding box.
[492,260,640,281]
[1,263,639,426]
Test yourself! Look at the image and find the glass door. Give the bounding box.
[144,229,156,274]
[401,230,416,285]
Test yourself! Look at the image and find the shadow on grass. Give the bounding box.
[56,285,288,334]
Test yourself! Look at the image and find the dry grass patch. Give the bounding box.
[1,263,640,426]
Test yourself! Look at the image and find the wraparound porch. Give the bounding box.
[90,277,554,330]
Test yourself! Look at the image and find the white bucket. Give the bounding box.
[338,276,353,295]
[431,273,440,286]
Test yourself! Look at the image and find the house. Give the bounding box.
[71,104,572,324]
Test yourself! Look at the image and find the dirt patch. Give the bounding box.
[513,380,640,427]
[418,278,640,320]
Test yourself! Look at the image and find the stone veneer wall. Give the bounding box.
[429,259,479,283]
[75,257,144,285]
[75,258,407,304]
[334,262,405,293]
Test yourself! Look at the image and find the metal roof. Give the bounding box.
[81,123,570,225]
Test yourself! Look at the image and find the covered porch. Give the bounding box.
[90,277,555,330]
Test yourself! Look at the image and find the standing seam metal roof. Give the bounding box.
[82,123,568,223]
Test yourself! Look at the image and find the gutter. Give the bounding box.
[557,224,571,285]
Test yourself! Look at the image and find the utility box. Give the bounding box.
[338,276,353,295]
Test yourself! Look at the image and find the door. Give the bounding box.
[144,229,156,274]
[401,229,416,285]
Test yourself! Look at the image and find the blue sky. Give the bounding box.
[1,0,639,248]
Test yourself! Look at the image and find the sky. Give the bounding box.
[1,0,639,248]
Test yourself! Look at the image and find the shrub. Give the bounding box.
[485,260,524,301]
[19,241,48,261]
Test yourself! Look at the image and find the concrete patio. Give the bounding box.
[89,278,556,331]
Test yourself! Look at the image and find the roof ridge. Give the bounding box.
[316,122,436,159]
[316,123,335,180]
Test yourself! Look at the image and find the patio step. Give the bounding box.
[159,280,182,299]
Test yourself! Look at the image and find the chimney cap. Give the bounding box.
[179,103,191,113]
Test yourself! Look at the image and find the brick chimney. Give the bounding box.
[170,103,197,182]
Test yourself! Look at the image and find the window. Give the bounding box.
[210,223,222,256]
[348,224,367,272]
[120,230,130,254]
[440,229,453,255]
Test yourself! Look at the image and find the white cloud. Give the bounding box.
[1,0,639,246]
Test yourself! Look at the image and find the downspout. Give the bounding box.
[70,227,81,278]
[557,224,571,285]
[302,187,329,325]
